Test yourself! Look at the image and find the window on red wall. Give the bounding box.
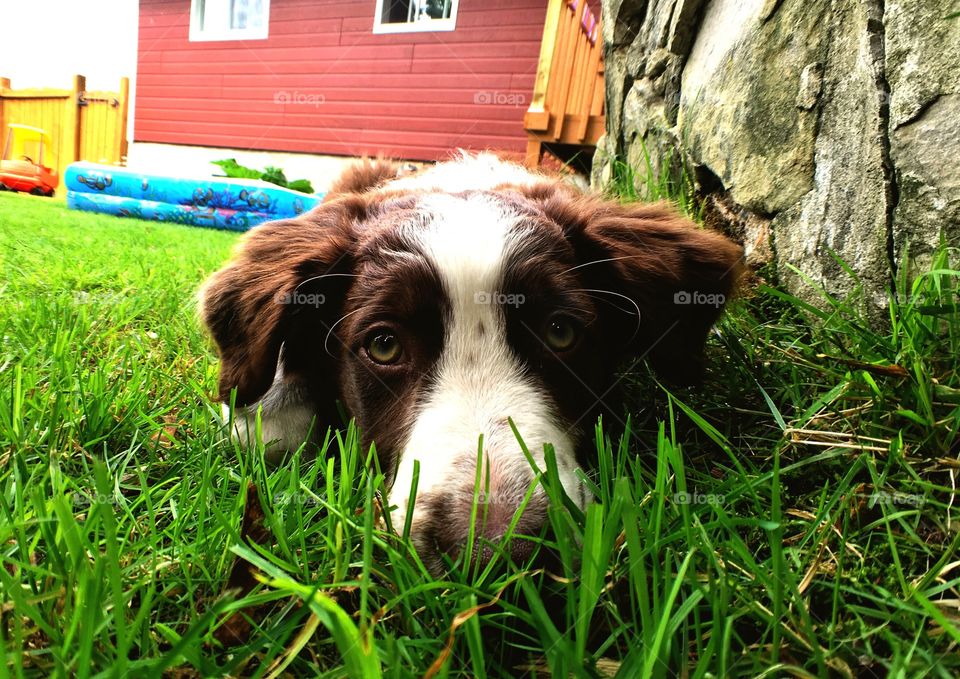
[373,0,459,34]
[190,0,270,42]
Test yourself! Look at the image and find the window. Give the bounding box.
[373,0,459,34]
[190,0,270,42]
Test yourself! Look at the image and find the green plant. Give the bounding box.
[211,158,315,194]
[605,138,700,219]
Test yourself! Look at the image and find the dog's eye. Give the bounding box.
[366,332,403,365]
[544,315,579,352]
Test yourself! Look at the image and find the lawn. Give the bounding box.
[1,189,959,677]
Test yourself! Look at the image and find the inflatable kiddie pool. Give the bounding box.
[65,162,324,231]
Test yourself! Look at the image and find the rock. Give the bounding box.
[590,133,612,189]
[596,0,960,319]
[645,48,671,80]
[768,0,890,309]
[891,95,960,268]
[886,1,960,268]
[796,63,824,111]
[678,0,825,215]
[667,0,707,55]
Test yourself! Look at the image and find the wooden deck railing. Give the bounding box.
[524,0,605,168]
[0,75,129,195]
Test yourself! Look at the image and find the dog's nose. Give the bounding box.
[427,483,549,569]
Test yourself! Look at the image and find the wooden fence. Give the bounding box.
[524,0,605,168]
[0,75,129,195]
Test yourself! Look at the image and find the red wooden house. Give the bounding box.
[136,0,553,162]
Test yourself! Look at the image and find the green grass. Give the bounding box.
[603,138,701,220]
[1,189,959,677]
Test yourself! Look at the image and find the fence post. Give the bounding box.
[57,75,85,196]
[116,77,130,164]
[0,77,9,137]
[68,74,84,163]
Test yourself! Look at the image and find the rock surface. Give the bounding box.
[596,0,960,312]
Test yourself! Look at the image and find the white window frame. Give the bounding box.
[373,0,459,34]
[189,0,271,42]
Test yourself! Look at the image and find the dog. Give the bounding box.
[199,153,743,574]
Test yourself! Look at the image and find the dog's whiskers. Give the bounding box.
[323,307,365,357]
[561,255,640,275]
[572,287,643,341]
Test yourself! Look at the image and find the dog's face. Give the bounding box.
[200,155,743,573]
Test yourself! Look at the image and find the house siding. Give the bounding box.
[136,0,547,161]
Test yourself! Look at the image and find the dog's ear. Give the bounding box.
[529,184,744,384]
[199,196,364,406]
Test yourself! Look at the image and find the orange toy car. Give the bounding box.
[0,124,59,196]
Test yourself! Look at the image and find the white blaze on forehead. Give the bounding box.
[385,151,545,194]
[387,192,585,533]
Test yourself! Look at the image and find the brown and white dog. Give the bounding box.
[199,153,742,573]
